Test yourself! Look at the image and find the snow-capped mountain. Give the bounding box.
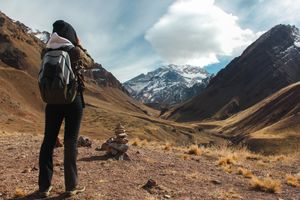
[29,30,50,43]
[14,21,50,43]
[124,64,213,108]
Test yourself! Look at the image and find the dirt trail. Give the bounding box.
[1,132,300,200]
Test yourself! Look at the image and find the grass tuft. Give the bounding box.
[163,142,172,151]
[15,188,27,198]
[250,176,282,193]
[131,138,140,146]
[286,174,300,187]
[186,145,202,156]
[179,154,190,160]
[131,138,148,146]
[237,167,253,178]
[222,165,233,174]
[217,154,237,166]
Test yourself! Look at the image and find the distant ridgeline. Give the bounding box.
[124,64,213,109]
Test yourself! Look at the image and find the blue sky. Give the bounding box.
[1,0,300,82]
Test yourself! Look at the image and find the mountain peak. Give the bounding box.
[270,24,295,32]
[242,24,299,58]
[162,64,210,82]
[165,63,205,71]
[124,64,212,108]
[267,24,300,44]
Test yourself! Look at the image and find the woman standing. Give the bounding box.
[38,20,94,197]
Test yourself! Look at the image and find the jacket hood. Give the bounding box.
[46,32,75,49]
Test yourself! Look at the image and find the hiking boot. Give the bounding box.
[66,186,85,196]
[38,185,53,198]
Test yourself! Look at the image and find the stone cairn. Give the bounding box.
[98,123,130,160]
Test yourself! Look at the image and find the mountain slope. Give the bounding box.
[165,24,300,122]
[217,81,300,154]
[0,11,48,131]
[124,64,211,108]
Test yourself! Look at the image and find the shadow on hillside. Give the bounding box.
[13,192,68,200]
[78,154,110,162]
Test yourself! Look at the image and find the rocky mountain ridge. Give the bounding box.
[124,64,212,108]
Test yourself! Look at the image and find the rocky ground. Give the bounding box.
[1,132,300,200]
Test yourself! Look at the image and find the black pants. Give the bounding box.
[39,95,83,191]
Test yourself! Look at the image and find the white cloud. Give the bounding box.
[215,0,300,31]
[145,0,260,67]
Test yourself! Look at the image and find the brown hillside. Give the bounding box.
[0,12,43,76]
[213,81,300,154]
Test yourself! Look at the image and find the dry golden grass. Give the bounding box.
[131,138,148,147]
[186,145,202,156]
[256,160,269,168]
[237,167,253,178]
[271,155,286,162]
[222,165,233,174]
[250,176,282,193]
[245,154,262,161]
[225,188,243,199]
[14,188,27,198]
[179,154,190,160]
[217,154,237,166]
[131,138,140,146]
[210,142,263,163]
[286,174,300,187]
[163,142,172,151]
[140,139,149,146]
[213,188,243,199]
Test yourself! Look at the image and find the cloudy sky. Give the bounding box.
[1,0,300,82]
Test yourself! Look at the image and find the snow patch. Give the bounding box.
[27,28,50,43]
[292,27,300,48]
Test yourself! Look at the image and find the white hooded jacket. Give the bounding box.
[46,32,74,49]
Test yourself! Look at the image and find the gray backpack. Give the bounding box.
[38,50,78,104]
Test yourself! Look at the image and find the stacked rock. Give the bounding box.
[99,123,129,160]
[114,123,129,144]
